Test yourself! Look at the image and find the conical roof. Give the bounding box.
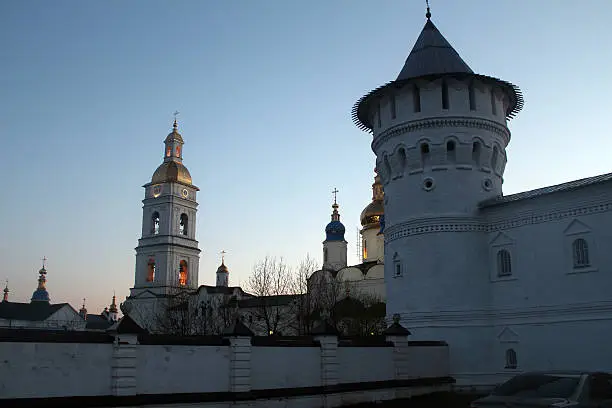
[352,16,523,132]
[396,19,473,80]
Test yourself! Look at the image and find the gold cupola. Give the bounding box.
[150,120,195,187]
[360,168,384,230]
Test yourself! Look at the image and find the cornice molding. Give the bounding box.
[385,202,612,243]
[393,300,612,326]
[372,116,510,151]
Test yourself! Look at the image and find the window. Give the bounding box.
[152,212,160,235]
[166,146,172,157]
[323,247,328,264]
[179,260,188,286]
[395,263,401,277]
[446,140,456,163]
[497,249,512,276]
[420,143,430,167]
[390,94,396,119]
[572,238,590,268]
[363,240,367,260]
[397,147,406,171]
[441,80,449,109]
[147,258,155,282]
[491,146,499,171]
[413,84,421,113]
[472,141,481,165]
[490,88,497,115]
[468,81,476,111]
[505,348,517,369]
[176,145,181,157]
[377,102,382,128]
[179,213,188,236]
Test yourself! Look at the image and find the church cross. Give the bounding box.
[173,111,180,128]
[220,250,226,264]
[332,188,339,204]
[41,256,47,268]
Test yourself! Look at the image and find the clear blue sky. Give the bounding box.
[1,0,611,314]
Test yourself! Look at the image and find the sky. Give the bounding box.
[1,0,612,314]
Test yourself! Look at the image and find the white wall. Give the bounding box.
[251,346,321,390]
[337,347,394,383]
[0,342,112,398]
[137,344,230,394]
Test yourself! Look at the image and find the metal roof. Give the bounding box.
[352,18,524,132]
[396,19,473,80]
[480,172,612,208]
[0,301,68,321]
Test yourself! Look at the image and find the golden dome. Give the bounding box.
[360,200,384,227]
[360,168,385,227]
[151,161,193,185]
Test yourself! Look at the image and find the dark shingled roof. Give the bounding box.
[480,172,612,208]
[115,315,147,334]
[222,318,254,337]
[237,294,302,308]
[396,19,473,80]
[84,314,114,331]
[0,301,68,321]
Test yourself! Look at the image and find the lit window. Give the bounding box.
[179,260,188,286]
[147,258,155,282]
[166,146,172,157]
[176,145,181,157]
[572,238,590,268]
[497,249,512,277]
[363,240,367,260]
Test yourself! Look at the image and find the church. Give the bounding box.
[118,6,612,387]
[351,8,612,386]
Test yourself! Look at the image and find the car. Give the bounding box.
[470,371,612,408]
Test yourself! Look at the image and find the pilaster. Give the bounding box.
[385,314,412,380]
[223,318,254,394]
[111,333,138,396]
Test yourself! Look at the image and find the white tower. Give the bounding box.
[359,169,384,263]
[216,252,229,287]
[131,120,201,298]
[322,190,347,271]
[352,8,523,382]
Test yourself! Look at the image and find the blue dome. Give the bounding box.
[31,289,50,303]
[325,220,346,241]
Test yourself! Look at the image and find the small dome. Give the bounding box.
[164,127,184,144]
[31,288,50,303]
[217,262,229,274]
[360,200,384,227]
[325,220,346,241]
[151,161,193,185]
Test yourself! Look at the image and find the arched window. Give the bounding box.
[147,258,156,282]
[446,140,456,163]
[441,80,449,109]
[505,348,517,369]
[472,141,481,165]
[497,249,512,277]
[413,84,421,113]
[179,260,188,286]
[420,143,430,167]
[363,240,368,260]
[151,212,160,235]
[468,81,476,111]
[397,147,407,172]
[179,213,188,236]
[176,145,181,157]
[166,146,172,157]
[572,238,590,268]
[491,146,499,171]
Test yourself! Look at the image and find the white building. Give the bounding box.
[352,10,612,386]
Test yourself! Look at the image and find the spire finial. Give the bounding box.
[3,280,9,302]
[173,110,180,130]
[41,256,47,269]
[82,298,86,308]
[220,250,226,265]
[425,0,431,20]
[332,187,339,205]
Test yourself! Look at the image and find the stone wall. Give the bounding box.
[0,328,452,407]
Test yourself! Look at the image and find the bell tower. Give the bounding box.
[130,120,201,299]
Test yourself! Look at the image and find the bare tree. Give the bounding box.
[244,256,297,335]
[288,254,319,334]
